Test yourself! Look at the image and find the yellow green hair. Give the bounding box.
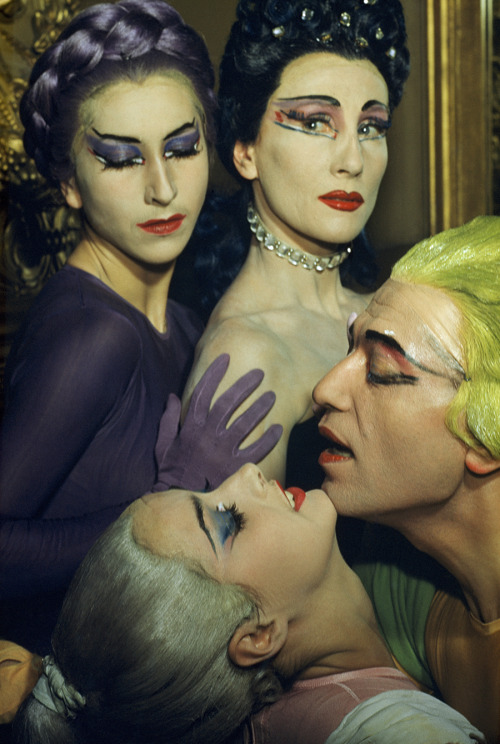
[391,215,500,458]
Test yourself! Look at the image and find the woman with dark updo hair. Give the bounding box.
[0,0,278,663]
[184,0,410,493]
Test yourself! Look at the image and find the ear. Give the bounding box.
[465,447,500,476]
[60,177,83,210]
[228,617,288,668]
[233,140,259,181]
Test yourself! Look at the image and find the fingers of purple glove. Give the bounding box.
[209,368,266,428]
[221,390,277,439]
[234,423,283,462]
[187,354,230,424]
[155,394,182,460]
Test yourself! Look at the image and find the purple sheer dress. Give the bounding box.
[0,265,203,653]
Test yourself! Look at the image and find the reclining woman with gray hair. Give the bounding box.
[14,463,484,744]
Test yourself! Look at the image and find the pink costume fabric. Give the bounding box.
[245,667,416,743]
[243,667,484,744]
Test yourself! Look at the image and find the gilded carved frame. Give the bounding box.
[426,0,494,233]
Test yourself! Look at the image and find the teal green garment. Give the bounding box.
[354,526,446,691]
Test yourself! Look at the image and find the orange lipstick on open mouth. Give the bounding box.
[277,482,306,512]
[318,425,353,464]
[288,487,306,512]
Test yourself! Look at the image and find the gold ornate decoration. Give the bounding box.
[426,0,494,233]
[0,0,90,386]
[0,0,27,23]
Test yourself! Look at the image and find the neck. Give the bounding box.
[395,475,500,623]
[68,229,174,333]
[228,202,358,318]
[275,558,394,680]
[247,203,351,272]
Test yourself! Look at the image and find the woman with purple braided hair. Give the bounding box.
[0,0,279,662]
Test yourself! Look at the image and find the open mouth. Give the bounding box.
[277,482,306,511]
[319,447,353,466]
[325,441,353,457]
[288,487,306,512]
[318,425,354,461]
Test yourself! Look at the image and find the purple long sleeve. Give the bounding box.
[0,503,127,599]
[0,266,202,651]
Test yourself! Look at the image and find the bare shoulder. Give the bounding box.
[186,312,294,398]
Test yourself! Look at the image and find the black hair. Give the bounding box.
[192,0,409,317]
[218,0,409,178]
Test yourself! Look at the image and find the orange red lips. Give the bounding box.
[137,214,186,234]
[318,191,364,212]
[288,487,306,512]
[318,425,353,465]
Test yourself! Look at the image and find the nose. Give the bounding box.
[144,157,177,206]
[331,130,363,178]
[313,354,357,413]
[236,463,269,500]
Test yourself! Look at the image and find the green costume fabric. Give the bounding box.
[354,526,456,691]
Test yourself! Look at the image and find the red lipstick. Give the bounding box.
[319,451,351,465]
[288,487,306,512]
[318,425,353,464]
[318,191,364,212]
[137,214,186,235]
[318,425,349,448]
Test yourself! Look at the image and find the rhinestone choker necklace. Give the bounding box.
[247,204,351,273]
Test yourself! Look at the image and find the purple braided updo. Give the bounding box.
[20,0,216,186]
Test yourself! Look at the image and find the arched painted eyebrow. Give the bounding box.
[91,119,197,144]
[274,97,389,114]
[365,329,444,377]
[191,495,217,556]
[276,95,340,106]
[362,100,389,113]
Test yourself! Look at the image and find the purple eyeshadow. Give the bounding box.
[85,133,143,164]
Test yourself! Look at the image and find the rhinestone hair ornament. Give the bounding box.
[247,204,351,272]
[32,656,86,719]
[270,1,398,62]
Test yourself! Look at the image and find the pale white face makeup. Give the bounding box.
[235,52,390,255]
[132,464,338,619]
[313,280,469,526]
[62,74,209,267]
[384,280,467,378]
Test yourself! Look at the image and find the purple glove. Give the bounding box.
[152,354,282,491]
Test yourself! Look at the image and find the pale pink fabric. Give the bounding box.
[246,667,417,744]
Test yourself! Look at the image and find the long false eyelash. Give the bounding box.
[102,158,143,170]
[367,371,418,386]
[91,150,145,170]
[164,126,202,159]
[284,109,331,124]
[216,502,246,532]
[364,117,392,131]
[164,142,201,159]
